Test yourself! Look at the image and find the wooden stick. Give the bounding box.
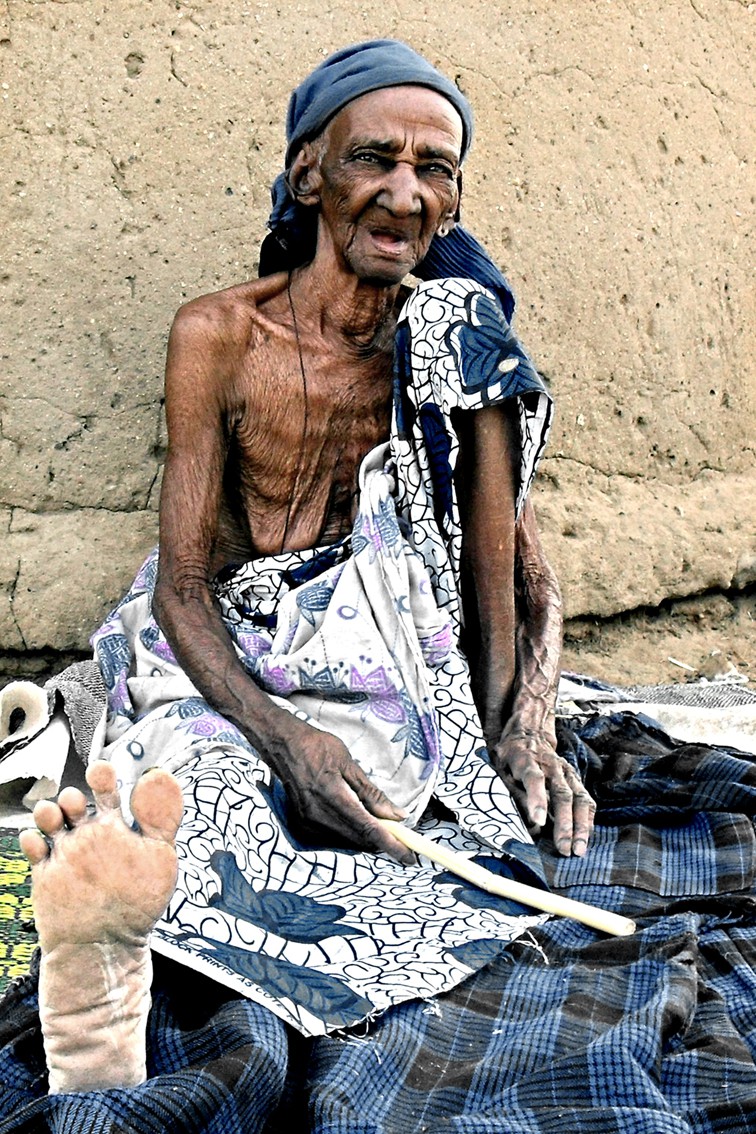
[381,820,636,938]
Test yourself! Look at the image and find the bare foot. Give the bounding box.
[19,761,183,1093]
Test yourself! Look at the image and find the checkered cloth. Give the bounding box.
[2,711,756,1133]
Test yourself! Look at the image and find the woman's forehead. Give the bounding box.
[324,86,464,158]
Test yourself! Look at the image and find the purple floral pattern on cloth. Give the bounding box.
[420,624,454,667]
[86,279,553,1037]
[350,666,404,723]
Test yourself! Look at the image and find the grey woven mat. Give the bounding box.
[560,672,756,709]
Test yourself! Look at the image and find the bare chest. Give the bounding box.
[224,344,393,553]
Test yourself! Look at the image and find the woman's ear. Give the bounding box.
[453,169,463,223]
[438,170,463,236]
[286,143,323,207]
[437,172,462,237]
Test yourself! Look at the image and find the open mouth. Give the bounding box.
[368,228,413,257]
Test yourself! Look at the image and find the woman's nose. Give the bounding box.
[376,162,422,216]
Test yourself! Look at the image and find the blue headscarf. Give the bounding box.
[261,39,515,321]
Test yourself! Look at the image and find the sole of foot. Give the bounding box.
[19,760,183,954]
[18,761,184,1093]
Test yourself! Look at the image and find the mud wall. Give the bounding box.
[1,0,754,659]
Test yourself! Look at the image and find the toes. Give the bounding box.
[22,788,91,864]
[86,761,121,812]
[130,769,183,845]
[57,786,89,828]
[32,799,66,839]
[18,827,50,866]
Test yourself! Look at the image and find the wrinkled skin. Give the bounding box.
[152,85,595,859]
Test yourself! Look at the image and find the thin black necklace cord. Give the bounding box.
[281,271,310,553]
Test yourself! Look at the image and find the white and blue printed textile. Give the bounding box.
[91,279,554,1036]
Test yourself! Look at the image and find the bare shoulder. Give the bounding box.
[168,274,289,359]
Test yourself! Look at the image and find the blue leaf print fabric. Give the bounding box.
[208,852,367,942]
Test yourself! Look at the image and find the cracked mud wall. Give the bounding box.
[1,0,754,658]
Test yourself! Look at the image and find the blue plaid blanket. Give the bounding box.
[3,712,755,1132]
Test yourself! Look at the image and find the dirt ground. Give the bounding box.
[561,589,755,688]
